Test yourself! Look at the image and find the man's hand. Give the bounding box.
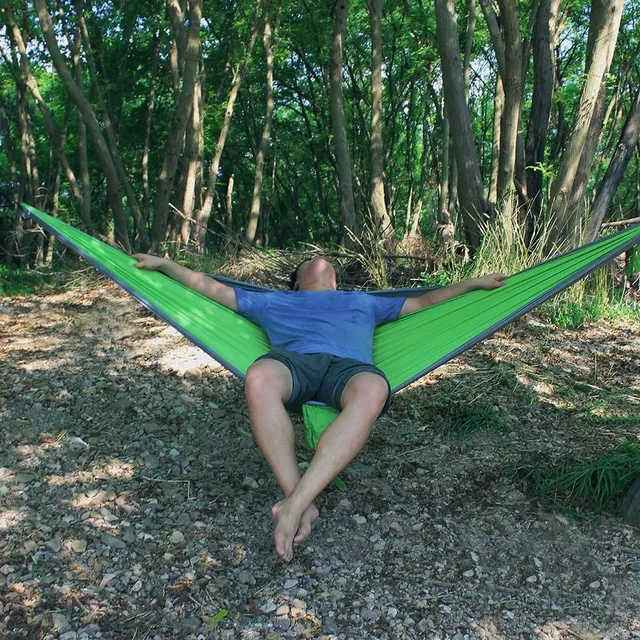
[132,253,168,271]
[472,273,508,290]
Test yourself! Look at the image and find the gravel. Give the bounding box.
[0,280,639,639]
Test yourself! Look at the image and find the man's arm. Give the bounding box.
[132,254,238,311]
[398,273,507,317]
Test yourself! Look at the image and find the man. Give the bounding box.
[132,253,506,561]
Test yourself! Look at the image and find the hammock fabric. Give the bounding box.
[21,204,640,447]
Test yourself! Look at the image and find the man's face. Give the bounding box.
[295,256,337,290]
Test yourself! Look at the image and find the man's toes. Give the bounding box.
[293,522,311,547]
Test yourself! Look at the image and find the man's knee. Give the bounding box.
[341,373,389,416]
[244,359,292,404]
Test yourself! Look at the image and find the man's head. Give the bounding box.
[289,256,338,291]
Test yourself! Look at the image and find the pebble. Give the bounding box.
[169,530,185,544]
[71,540,87,553]
[353,515,367,525]
[100,533,126,550]
[463,569,474,578]
[526,575,538,583]
[180,617,201,631]
[52,613,71,632]
[77,624,101,637]
[242,476,259,489]
[261,602,277,613]
[276,604,290,615]
[45,539,61,553]
[0,565,16,575]
[589,580,601,589]
[387,606,398,619]
[284,578,298,589]
[238,570,255,585]
[292,598,306,609]
[323,618,339,634]
[59,633,78,640]
[274,616,290,631]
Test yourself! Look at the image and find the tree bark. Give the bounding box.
[142,31,160,227]
[2,4,89,226]
[524,0,560,232]
[329,0,358,247]
[150,0,202,253]
[246,0,281,244]
[547,0,624,248]
[368,0,394,246]
[434,0,486,249]
[196,0,267,250]
[73,0,146,245]
[34,0,130,251]
[586,89,640,240]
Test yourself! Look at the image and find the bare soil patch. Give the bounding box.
[1,276,639,640]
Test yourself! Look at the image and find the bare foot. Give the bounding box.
[272,498,299,562]
[293,503,319,548]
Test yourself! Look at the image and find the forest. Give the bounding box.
[1,0,639,275]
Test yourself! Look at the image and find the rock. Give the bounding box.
[100,533,126,550]
[238,570,255,585]
[71,540,87,553]
[180,617,201,632]
[242,476,259,489]
[284,578,299,589]
[274,616,290,631]
[589,580,601,589]
[360,607,378,621]
[275,604,290,615]
[463,569,474,578]
[526,575,538,583]
[323,618,339,634]
[0,565,16,575]
[131,580,143,592]
[292,598,306,609]
[353,515,367,525]
[261,602,277,613]
[185,367,202,380]
[169,530,185,545]
[59,632,78,640]
[15,472,37,483]
[417,618,434,632]
[77,624,101,637]
[387,606,398,619]
[45,539,61,553]
[52,613,71,633]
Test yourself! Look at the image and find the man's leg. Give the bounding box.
[244,359,319,546]
[272,371,389,561]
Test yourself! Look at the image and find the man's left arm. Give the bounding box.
[398,273,507,318]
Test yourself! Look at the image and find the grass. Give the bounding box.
[431,399,509,440]
[515,441,640,515]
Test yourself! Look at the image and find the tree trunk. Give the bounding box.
[177,72,204,249]
[2,4,89,226]
[196,0,267,250]
[525,0,560,233]
[150,0,202,253]
[142,31,160,227]
[434,0,486,249]
[547,0,624,248]
[73,0,146,246]
[439,114,450,216]
[566,0,621,224]
[409,109,431,237]
[330,0,358,247]
[586,89,640,240]
[369,0,394,246]
[34,0,130,251]
[0,88,20,267]
[246,1,281,244]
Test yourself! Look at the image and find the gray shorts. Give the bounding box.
[254,349,391,413]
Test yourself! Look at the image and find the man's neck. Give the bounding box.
[297,283,337,292]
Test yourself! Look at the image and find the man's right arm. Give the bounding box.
[132,254,238,311]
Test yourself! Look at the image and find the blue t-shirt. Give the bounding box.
[235,289,406,364]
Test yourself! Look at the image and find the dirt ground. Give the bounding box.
[1,276,639,640]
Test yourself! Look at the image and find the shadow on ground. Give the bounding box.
[1,281,639,640]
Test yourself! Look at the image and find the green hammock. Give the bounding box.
[21,204,640,447]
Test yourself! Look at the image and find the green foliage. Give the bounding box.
[0,264,66,297]
[518,442,640,515]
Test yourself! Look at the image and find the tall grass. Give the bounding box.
[517,442,640,515]
[426,213,638,328]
